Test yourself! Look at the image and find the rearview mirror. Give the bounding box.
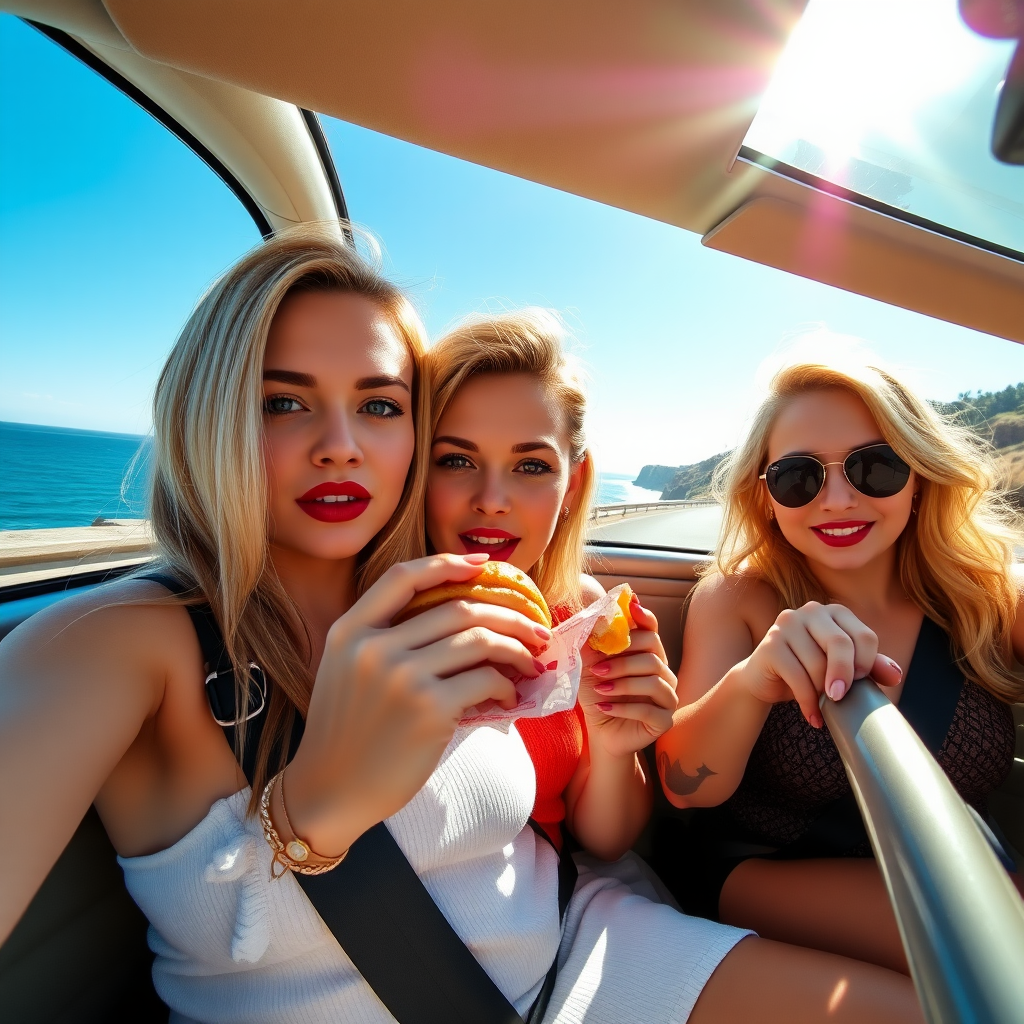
[959,0,1024,163]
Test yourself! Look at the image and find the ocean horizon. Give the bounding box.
[0,420,661,531]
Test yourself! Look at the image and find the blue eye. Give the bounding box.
[437,452,474,470]
[264,395,304,415]
[361,398,403,419]
[516,459,553,476]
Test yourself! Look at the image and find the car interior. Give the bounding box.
[1,1,1023,1021]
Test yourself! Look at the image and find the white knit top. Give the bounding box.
[120,724,557,1023]
[120,722,752,1024]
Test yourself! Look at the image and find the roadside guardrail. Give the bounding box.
[822,679,1024,1024]
[588,499,717,521]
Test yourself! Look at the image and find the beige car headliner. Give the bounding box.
[10,0,1024,343]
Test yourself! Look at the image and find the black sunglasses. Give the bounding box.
[760,443,911,509]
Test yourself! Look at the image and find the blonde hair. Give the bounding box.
[713,361,1023,703]
[148,223,430,808]
[427,309,596,612]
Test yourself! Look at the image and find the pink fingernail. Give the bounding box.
[534,625,552,640]
[591,662,611,676]
[827,679,846,701]
[597,702,614,712]
[594,682,614,693]
[463,552,489,563]
[809,713,823,729]
[532,658,546,674]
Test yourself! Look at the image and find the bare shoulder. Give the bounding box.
[0,577,198,711]
[579,573,606,604]
[688,569,778,627]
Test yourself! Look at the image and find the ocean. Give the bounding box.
[593,471,662,507]
[0,421,151,531]
[0,421,661,531]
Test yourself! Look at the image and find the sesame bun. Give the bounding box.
[393,560,552,628]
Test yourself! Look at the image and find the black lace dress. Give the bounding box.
[650,618,1016,918]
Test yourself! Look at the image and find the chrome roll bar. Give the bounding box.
[821,679,1024,1024]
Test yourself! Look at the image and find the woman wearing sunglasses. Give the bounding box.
[653,361,1023,975]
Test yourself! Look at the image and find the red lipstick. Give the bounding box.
[296,481,371,523]
[458,527,520,561]
[811,520,874,548]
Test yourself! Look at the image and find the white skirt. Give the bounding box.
[542,858,753,1024]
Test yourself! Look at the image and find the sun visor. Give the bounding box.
[703,197,1024,345]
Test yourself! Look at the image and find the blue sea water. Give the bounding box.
[0,421,152,531]
[0,422,659,532]
[594,472,661,507]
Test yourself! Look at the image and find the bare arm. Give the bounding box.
[565,578,676,860]
[0,586,168,943]
[654,575,774,808]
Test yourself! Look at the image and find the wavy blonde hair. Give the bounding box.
[148,223,430,807]
[427,309,596,613]
[712,361,1022,703]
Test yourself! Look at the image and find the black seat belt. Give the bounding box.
[140,573,575,1024]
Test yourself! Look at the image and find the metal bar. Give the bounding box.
[821,679,1024,1024]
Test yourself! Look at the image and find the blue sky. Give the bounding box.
[2,13,1021,475]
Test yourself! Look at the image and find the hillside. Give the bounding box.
[658,452,729,501]
[633,382,1024,505]
[633,464,679,492]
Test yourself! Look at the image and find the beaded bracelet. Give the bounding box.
[259,769,348,878]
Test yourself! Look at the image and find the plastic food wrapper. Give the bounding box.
[460,583,632,729]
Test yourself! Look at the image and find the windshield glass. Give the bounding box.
[742,0,1024,258]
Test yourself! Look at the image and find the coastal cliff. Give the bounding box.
[660,452,729,500]
[633,454,728,500]
[632,465,679,492]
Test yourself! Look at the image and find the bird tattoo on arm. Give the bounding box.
[657,752,717,796]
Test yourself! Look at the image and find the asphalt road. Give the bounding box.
[587,504,723,551]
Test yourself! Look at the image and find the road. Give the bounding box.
[588,504,723,551]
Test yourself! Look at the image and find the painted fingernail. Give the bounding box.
[594,681,614,693]
[888,658,903,680]
[597,702,614,712]
[532,658,546,674]
[827,679,846,701]
[534,625,552,641]
[809,712,824,729]
[591,662,611,676]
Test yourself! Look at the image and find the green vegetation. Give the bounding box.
[636,382,1024,505]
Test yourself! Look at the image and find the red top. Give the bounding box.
[515,604,587,849]
[516,705,587,849]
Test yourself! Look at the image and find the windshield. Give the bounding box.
[742,0,1024,259]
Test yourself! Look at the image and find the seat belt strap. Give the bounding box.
[140,572,573,1023]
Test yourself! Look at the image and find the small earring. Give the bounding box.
[561,506,570,522]
[767,506,775,521]
[912,492,920,514]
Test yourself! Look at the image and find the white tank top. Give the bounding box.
[119,724,560,1024]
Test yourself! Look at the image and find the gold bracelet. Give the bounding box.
[259,770,348,879]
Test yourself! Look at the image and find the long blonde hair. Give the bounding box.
[713,361,1023,703]
[427,309,596,612]
[149,224,430,807]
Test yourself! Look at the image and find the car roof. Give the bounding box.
[11,0,1024,343]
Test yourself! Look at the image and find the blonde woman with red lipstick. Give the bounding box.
[655,361,1023,976]
[425,309,679,862]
